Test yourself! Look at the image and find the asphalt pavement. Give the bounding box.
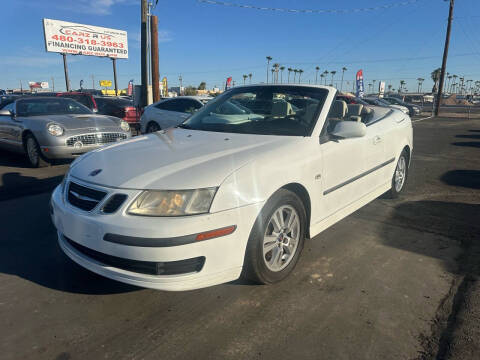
[0,116,479,360]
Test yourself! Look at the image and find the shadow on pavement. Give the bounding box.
[469,130,480,132]
[0,192,138,295]
[451,141,480,148]
[455,134,480,140]
[0,149,30,168]
[440,170,480,190]
[0,172,64,201]
[380,200,479,276]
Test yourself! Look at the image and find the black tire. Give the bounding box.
[386,149,409,198]
[146,121,160,133]
[243,189,307,284]
[24,134,49,168]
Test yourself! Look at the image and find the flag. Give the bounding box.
[225,77,232,91]
[356,70,364,98]
[127,79,134,96]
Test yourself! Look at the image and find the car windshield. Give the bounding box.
[181,86,328,136]
[16,98,92,117]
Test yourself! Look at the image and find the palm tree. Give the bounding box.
[417,78,425,93]
[431,67,441,92]
[368,83,373,94]
[388,84,393,93]
[372,80,376,94]
[248,73,252,84]
[315,66,320,84]
[266,56,272,83]
[280,66,285,83]
[330,71,337,87]
[340,67,347,91]
[287,68,293,83]
[447,75,452,93]
[298,69,304,83]
[399,80,406,92]
[243,74,248,85]
[320,73,325,84]
[323,70,329,85]
[293,69,298,83]
[272,63,280,83]
[271,68,275,83]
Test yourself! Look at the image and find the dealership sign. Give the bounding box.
[29,81,49,89]
[99,80,112,87]
[43,18,128,59]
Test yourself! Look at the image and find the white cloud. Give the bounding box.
[61,0,137,15]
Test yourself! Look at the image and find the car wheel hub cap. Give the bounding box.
[395,156,406,192]
[263,205,300,272]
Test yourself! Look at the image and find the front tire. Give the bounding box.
[25,134,49,168]
[146,121,160,133]
[243,189,307,284]
[386,149,409,198]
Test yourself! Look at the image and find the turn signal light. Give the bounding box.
[195,225,236,241]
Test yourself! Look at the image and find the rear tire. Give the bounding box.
[386,149,409,198]
[25,134,49,168]
[146,121,160,133]
[243,189,306,284]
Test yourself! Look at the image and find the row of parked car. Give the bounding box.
[0,91,213,167]
[0,87,418,168]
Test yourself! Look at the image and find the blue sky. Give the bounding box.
[2,0,480,92]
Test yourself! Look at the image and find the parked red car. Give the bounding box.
[94,97,142,131]
[56,92,99,112]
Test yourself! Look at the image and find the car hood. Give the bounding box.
[70,128,297,189]
[34,114,120,130]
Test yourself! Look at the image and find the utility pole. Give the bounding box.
[90,74,95,89]
[435,0,455,116]
[51,77,55,92]
[141,0,148,106]
[178,75,183,95]
[151,15,160,102]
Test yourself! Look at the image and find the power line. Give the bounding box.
[197,0,425,14]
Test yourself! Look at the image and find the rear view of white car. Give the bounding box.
[140,96,211,133]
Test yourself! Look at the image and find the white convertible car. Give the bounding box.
[50,84,412,291]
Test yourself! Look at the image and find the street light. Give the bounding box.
[266,56,272,83]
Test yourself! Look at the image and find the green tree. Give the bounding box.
[184,86,197,96]
[198,82,206,90]
[431,68,442,93]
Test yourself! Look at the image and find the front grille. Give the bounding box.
[64,236,205,275]
[66,132,127,147]
[101,194,128,214]
[67,181,107,211]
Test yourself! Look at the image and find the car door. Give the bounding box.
[319,107,367,218]
[0,102,23,151]
[158,99,191,128]
[361,117,388,192]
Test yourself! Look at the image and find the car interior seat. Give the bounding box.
[271,101,294,118]
[347,104,363,120]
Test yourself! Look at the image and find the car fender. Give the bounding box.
[210,140,319,217]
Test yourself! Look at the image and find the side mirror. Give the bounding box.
[331,121,366,139]
[0,109,12,117]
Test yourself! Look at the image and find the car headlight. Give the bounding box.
[47,123,64,136]
[128,188,217,216]
[120,120,130,132]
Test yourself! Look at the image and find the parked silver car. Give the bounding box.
[0,97,131,167]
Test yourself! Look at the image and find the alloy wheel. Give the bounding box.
[394,156,407,192]
[263,205,300,272]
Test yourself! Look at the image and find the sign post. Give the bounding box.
[111,58,118,96]
[62,53,70,91]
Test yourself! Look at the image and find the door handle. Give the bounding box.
[373,135,382,144]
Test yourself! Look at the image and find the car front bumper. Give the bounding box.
[50,180,263,291]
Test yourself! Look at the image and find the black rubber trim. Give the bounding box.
[64,236,205,275]
[103,225,237,248]
[323,157,395,195]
